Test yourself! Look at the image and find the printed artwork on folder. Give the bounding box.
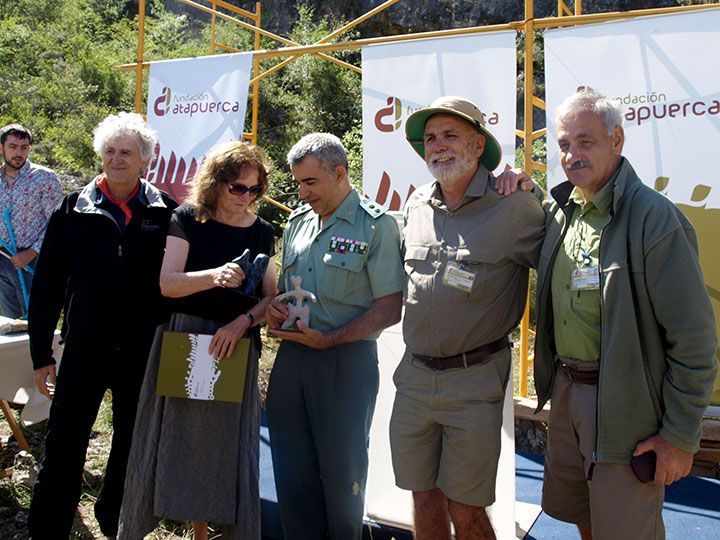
[156,332,248,403]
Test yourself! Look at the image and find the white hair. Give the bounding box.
[92,112,157,161]
[555,89,623,135]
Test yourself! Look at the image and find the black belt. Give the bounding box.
[412,337,509,371]
[556,359,599,385]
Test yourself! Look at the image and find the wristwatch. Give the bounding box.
[245,312,255,326]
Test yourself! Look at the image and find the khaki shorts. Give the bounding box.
[543,359,665,539]
[389,347,510,507]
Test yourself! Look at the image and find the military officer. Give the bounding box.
[266,132,404,540]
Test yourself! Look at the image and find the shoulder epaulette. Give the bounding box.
[359,198,387,219]
[288,203,313,221]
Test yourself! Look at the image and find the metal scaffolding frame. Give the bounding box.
[123,0,720,396]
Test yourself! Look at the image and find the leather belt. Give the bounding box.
[556,359,599,385]
[412,337,509,371]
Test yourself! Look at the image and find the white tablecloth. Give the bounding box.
[0,331,62,426]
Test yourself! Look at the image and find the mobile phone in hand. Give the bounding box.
[631,451,657,483]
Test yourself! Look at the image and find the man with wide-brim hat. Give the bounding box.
[405,95,503,173]
[389,95,545,539]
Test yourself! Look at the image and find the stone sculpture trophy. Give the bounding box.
[274,275,317,330]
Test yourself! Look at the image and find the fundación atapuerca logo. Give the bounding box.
[373,95,501,133]
[153,86,243,118]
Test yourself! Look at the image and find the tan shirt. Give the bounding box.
[402,166,545,357]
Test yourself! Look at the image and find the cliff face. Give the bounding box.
[192,1,685,36]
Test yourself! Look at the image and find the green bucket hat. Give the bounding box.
[405,95,502,171]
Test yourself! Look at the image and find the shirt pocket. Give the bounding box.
[403,244,431,281]
[456,246,503,302]
[322,251,365,301]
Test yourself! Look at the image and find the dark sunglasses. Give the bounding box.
[227,182,263,197]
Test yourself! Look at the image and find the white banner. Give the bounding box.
[544,8,720,402]
[146,53,253,202]
[362,33,517,211]
[362,33,521,539]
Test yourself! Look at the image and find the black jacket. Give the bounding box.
[28,179,177,369]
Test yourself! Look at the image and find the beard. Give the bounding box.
[3,156,27,172]
[426,148,478,186]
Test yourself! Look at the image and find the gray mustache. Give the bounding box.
[566,161,590,171]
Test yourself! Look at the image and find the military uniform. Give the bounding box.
[267,189,404,540]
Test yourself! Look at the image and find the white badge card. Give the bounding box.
[442,262,475,292]
[572,266,600,291]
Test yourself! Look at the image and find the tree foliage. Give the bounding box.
[0,0,209,179]
[0,0,363,232]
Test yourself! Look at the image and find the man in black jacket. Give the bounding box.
[27,112,177,539]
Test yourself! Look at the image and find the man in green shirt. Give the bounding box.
[534,89,717,539]
[266,133,404,540]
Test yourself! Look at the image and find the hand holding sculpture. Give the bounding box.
[273,275,317,330]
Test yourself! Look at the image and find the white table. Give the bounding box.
[0,331,62,437]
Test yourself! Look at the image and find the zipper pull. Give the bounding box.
[118,244,122,258]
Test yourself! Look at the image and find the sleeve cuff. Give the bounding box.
[659,425,701,454]
[32,356,57,371]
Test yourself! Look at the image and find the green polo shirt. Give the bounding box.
[551,179,614,361]
[279,189,404,338]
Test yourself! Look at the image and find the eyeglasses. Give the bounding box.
[227,182,263,198]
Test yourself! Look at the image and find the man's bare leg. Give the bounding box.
[448,499,495,540]
[413,488,451,540]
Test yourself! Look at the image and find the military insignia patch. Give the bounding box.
[328,236,368,255]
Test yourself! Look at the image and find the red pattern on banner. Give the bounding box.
[145,143,205,202]
[376,171,391,205]
[374,170,414,211]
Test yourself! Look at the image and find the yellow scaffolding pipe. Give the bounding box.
[210,1,217,54]
[122,3,720,74]
[134,0,147,114]
[518,0,537,398]
[210,0,258,20]
[173,0,356,73]
[250,1,261,144]
[248,0,402,84]
[118,18,520,72]
[535,2,718,29]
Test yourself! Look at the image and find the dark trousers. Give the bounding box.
[267,340,379,540]
[28,342,149,538]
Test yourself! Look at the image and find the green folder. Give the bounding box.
[156,331,249,403]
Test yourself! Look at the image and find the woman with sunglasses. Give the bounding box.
[119,140,277,540]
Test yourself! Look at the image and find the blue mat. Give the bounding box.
[261,415,719,539]
[516,452,720,539]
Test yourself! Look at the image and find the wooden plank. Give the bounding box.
[514,397,550,423]
[0,400,30,452]
[701,416,720,442]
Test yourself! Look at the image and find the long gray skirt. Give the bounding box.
[118,313,260,539]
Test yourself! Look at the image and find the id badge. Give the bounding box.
[572,265,600,290]
[442,261,475,292]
